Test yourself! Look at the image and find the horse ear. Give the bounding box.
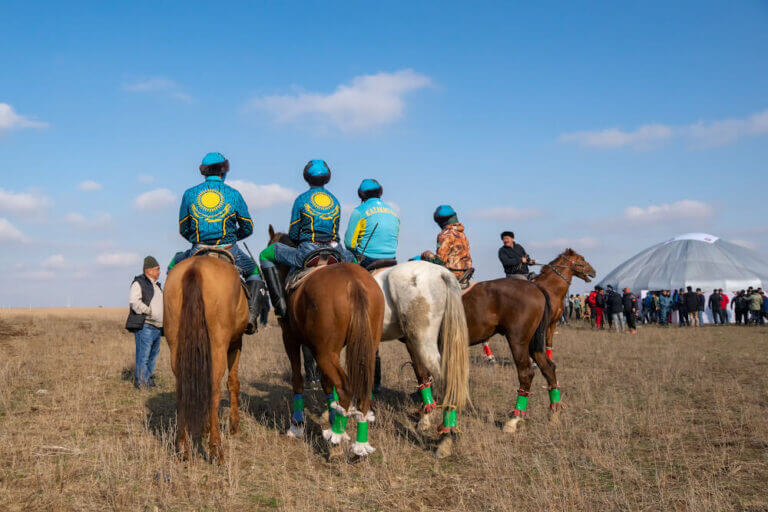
[268,224,275,238]
[565,248,575,256]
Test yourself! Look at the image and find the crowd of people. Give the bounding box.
[562,285,768,333]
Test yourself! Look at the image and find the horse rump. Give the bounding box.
[176,266,212,438]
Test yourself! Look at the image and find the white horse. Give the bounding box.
[373,260,470,446]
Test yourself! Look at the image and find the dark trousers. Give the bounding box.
[678,308,688,326]
[735,309,747,325]
[712,308,723,324]
[624,311,636,330]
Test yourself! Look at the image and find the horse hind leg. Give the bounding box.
[282,332,306,440]
[503,332,535,434]
[208,345,228,463]
[226,339,242,435]
[316,353,352,448]
[404,339,439,433]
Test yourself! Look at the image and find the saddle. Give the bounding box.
[286,247,342,292]
[364,258,398,272]
[192,245,250,299]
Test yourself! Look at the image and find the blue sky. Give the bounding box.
[1,1,767,306]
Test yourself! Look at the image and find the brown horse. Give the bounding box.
[532,249,596,360]
[462,276,558,432]
[163,255,248,462]
[267,227,385,458]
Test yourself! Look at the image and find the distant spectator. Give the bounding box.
[659,290,673,326]
[568,294,575,319]
[676,288,689,326]
[696,288,705,325]
[708,289,723,324]
[719,290,730,324]
[606,285,624,333]
[125,256,163,389]
[684,286,699,326]
[574,294,583,319]
[732,290,748,325]
[652,292,661,323]
[761,289,768,324]
[622,288,637,334]
[748,288,763,325]
[593,286,605,329]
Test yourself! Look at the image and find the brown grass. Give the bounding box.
[0,309,766,511]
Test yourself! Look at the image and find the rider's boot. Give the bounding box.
[262,266,287,318]
[245,278,267,334]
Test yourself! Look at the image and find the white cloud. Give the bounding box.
[0,188,51,215]
[138,174,155,184]
[42,254,66,269]
[20,270,55,280]
[228,181,296,209]
[96,252,140,267]
[730,239,757,250]
[560,108,768,150]
[0,103,48,135]
[134,188,176,210]
[0,218,26,242]
[624,200,713,224]
[529,237,599,250]
[471,207,544,221]
[64,212,113,229]
[78,180,102,191]
[560,124,673,149]
[122,77,193,103]
[248,69,431,132]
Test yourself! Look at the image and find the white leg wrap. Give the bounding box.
[353,409,376,423]
[330,401,351,417]
[351,442,376,456]
[322,428,350,445]
[286,423,304,439]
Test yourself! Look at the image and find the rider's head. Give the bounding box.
[433,205,458,228]
[303,160,331,187]
[501,231,515,247]
[200,152,230,178]
[358,179,383,201]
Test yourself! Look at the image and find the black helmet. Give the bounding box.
[358,179,383,200]
[199,152,230,176]
[303,159,331,186]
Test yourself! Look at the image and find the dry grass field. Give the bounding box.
[0,308,767,511]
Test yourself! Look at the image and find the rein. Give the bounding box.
[530,260,587,286]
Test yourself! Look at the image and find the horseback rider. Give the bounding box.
[421,205,473,283]
[344,179,400,269]
[260,159,354,317]
[498,231,536,280]
[168,152,266,334]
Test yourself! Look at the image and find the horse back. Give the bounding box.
[463,278,546,343]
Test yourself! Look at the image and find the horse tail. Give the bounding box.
[345,279,376,408]
[176,265,212,439]
[530,284,552,356]
[438,272,471,412]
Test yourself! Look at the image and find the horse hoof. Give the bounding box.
[229,424,241,435]
[351,442,376,457]
[286,423,305,439]
[210,445,224,464]
[417,411,436,433]
[322,428,350,445]
[503,417,524,434]
[435,435,454,459]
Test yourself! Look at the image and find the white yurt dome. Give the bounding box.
[598,233,768,293]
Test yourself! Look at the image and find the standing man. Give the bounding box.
[622,288,638,334]
[685,286,699,326]
[677,288,689,326]
[747,288,763,325]
[594,286,606,329]
[719,290,730,324]
[125,256,163,389]
[696,288,706,325]
[498,231,536,280]
[659,290,672,326]
[606,285,625,333]
[708,289,723,324]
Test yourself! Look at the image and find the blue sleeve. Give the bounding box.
[288,195,302,242]
[233,191,253,240]
[344,207,364,251]
[179,191,193,241]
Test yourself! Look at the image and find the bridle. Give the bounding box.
[533,259,590,286]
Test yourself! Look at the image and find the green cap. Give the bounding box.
[143,255,160,270]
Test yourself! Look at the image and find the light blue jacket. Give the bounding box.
[344,198,400,259]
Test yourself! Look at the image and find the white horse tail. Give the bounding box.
[439,271,471,412]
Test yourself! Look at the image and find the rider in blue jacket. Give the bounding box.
[344,179,400,268]
[259,159,354,317]
[169,152,266,334]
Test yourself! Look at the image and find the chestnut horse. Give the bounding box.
[532,249,596,360]
[462,277,558,433]
[163,255,248,463]
[267,227,385,458]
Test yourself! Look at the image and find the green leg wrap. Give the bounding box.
[549,388,561,404]
[515,394,529,412]
[259,244,277,263]
[293,395,305,412]
[331,413,348,435]
[442,409,458,428]
[356,421,368,443]
[250,267,261,277]
[420,386,435,407]
[333,387,339,402]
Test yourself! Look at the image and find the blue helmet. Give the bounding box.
[358,178,383,200]
[433,204,458,228]
[303,159,331,186]
[199,152,229,176]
